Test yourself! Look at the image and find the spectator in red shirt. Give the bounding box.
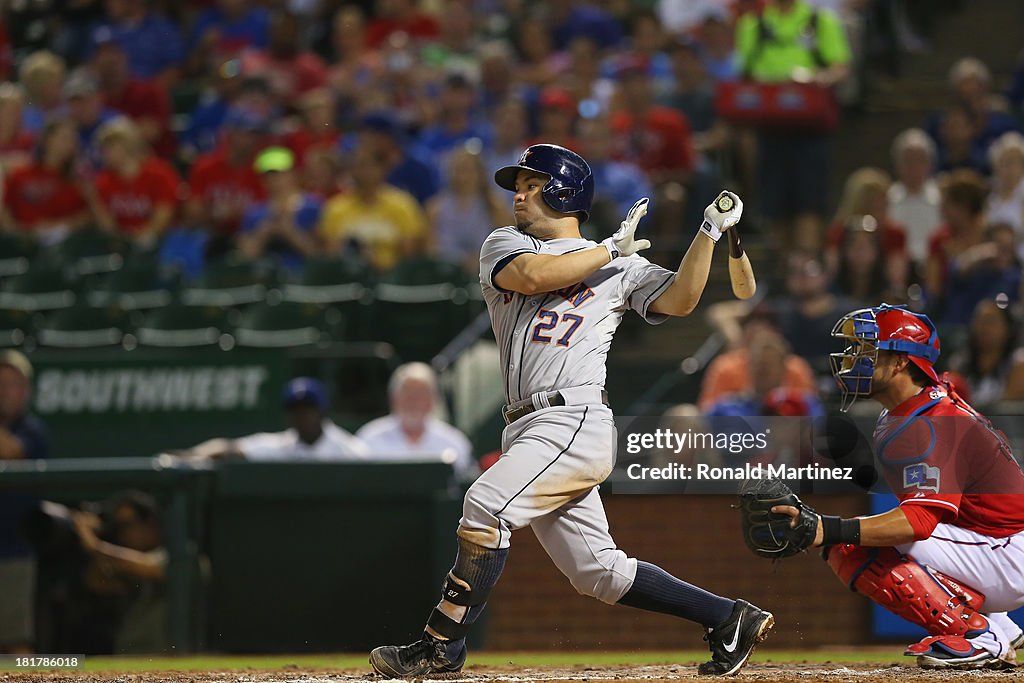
[1,117,89,244]
[365,0,440,50]
[530,87,581,152]
[90,29,175,159]
[282,88,342,168]
[826,167,909,295]
[0,83,34,173]
[91,118,181,248]
[925,170,991,303]
[185,107,267,245]
[239,11,327,101]
[610,59,696,260]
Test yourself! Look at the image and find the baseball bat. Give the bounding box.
[715,194,757,300]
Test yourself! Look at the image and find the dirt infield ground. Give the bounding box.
[2,661,1022,683]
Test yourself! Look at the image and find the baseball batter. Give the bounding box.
[771,304,1024,669]
[370,144,773,677]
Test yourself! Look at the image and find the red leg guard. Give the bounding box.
[825,544,989,637]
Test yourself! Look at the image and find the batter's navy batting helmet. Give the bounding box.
[494,144,594,221]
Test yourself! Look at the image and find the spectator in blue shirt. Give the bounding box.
[188,0,270,61]
[64,69,119,171]
[359,110,440,206]
[550,2,622,51]
[0,350,50,654]
[577,113,653,237]
[180,65,267,163]
[416,73,492,167]
[238,147,321,272]
[88,0,184,84]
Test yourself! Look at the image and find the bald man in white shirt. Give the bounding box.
[357,363,476,479]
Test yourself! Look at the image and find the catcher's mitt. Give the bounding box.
[738,477,819,559]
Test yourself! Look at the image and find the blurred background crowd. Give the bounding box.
[1,0,1024,657]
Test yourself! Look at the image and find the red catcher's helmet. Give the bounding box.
[874,305,941,383]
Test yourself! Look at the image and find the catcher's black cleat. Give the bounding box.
[369,633,466,678]
[698,599,775,676]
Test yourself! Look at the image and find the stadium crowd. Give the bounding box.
[0,0,1019,396]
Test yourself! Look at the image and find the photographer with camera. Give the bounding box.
[30,492,166,654]
[0,350,50,654]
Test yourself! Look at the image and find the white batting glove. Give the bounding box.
[602,198,652,260]
[700,191,744,243]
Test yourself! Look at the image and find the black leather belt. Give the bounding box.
[502,390,610,425]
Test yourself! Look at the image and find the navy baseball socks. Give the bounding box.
[370,538,508,677]
[617,562,774,676]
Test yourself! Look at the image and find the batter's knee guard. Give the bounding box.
[426,537,509,641]
[566,547,636,605]
[825,544,989,637]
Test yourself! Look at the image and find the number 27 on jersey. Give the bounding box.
[531,310,584,347]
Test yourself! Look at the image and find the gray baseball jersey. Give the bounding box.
[479,226,676,403]
[457,225,677,603]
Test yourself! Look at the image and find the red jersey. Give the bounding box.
[187,149,264,234]
[95,157,181,234]
[365,15,440,49]
[875,384,1024,538]
[3,163,87,228]
[282,128,342,168]
[610,107,695,174]
[826,218,907,253]
[104,79,175,157]
[0,130,36,155]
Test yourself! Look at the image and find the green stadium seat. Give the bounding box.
[0,232,37,278]
[281,258,372,304]
[374,257,472,362]
[282,258,373,340]
[0,261,77,311]
[135,303,232,348]
[88,253,175,310]
[180,260,272,307]
[233,301,338,348]
[55,229,128,276]
[36,304,132,348]
[0,308,37,347]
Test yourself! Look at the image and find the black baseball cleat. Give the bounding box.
[369,633,466,678]
[698,600,775,676]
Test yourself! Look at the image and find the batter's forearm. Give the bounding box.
[496,248,611,295]
[649,233,715,316]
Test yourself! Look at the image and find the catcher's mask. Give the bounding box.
[829,304,940,411]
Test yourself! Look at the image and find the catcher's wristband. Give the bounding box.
[820,515,861,546]
[601,238,620,261]
[699,220,723,243]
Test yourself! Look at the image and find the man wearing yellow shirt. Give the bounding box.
[318,144,429,271]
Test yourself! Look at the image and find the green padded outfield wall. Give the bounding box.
[26,349,291,459]
[207,461,464,652]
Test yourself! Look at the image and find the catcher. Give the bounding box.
[740,304,1024,669]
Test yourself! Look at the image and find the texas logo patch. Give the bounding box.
[903,463,941,493]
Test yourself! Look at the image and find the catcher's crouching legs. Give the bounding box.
[824,544,1012,667]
